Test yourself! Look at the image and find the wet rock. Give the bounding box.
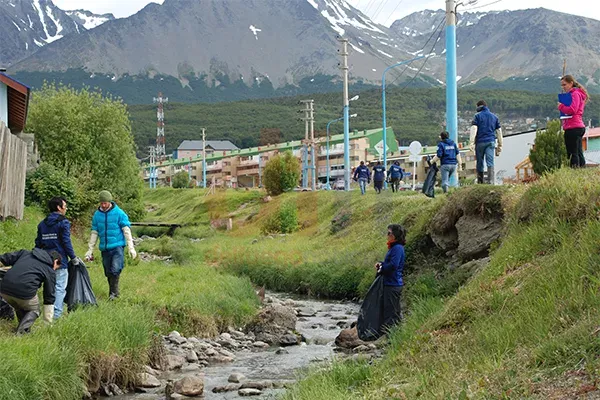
[165,355,186,370]
[280,333,300,346]
[331,315,348,320]
[275,347,289,355]
[208,355,234,364]
[219,349,236,358]
[185,350,198,363]
[173,375,204,396]
[272,380,295,389]
[309,337,331,345]
[137,372,162,388]
[108,383,124,396]
[239,388,262,396]
[204,347,218,356]
[228,372,246,383]
[167,331,187,345]
[297,308,316,317]
[252,341,269,348]
[144,365,160,376]
[180,342,195,350]
[336,320,350,328]
[310,323,324,329]
[229,329,246,340]
[335,327,366,349]
[182,364,201,373]
[247,304,297,344]
[240,381,273,390]
[212,383,241,393]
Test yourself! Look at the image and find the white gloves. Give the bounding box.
[43,304,54,324]
[122,227,137,259]
[85,231,98,261]
[469,126,477,152]
[496,128,503,156]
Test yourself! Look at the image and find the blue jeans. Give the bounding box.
[54,268,68,319]
[102,247,125,277]
[358,178,368,194]
[475,141,495,173]
[440,164,457,193]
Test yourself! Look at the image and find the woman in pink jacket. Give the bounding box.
[558,75,589,167]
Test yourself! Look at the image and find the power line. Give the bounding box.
[384,0,405,26]
[362,0,380,16]
[462,0,504,11]
[398,25,445,91]
[370,0,391,21]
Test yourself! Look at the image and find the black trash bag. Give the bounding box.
[65,259,97,312]
[422,161,438,198]
[356,275,385,341]
[0,269,15,320]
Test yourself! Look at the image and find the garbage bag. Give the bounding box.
[65,259,97,312]
[422,162,438,198]
[0,269,15,320]
[356,275,385,341]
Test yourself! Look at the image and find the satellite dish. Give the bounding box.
[408,141,422,155]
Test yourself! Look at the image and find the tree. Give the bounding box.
[263,151,301,196]
[172,171,190,189]
[259,128,282,146]
[27,84,144,220]
[529,119,567,175]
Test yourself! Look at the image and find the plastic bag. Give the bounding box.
[422,161,438,198]
[356,275,385,341]
[65,259,97,312]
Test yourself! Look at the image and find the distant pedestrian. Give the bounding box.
[375,224,406,332]
[353,161,371,195]
[85,191,137,300]
[372,161,386,194]
[35,197,81,319]
[431,131,463,193]
[469,100,503,184]
[387,161,403,193]
[0,249,61,334]
[558,75,589,168]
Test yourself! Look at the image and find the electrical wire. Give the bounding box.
[370,0,392,22]
[398,24,445,91]
[462,0,504,11]
[384,0,405,26]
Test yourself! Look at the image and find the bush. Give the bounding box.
[529,119,567,175]
[172,171,190,189]
[263,151,301,196]
[260,200,299,234]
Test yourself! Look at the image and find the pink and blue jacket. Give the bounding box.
[558,87,587,130]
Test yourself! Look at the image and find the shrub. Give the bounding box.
[529,119,567,175]
[263,151,301,196]
[172,171,190,189]
[260,200,299,234]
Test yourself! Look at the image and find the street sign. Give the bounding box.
[408,141,422,155]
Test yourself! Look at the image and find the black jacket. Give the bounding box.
[0,248,56,304]
[35,212,76,270]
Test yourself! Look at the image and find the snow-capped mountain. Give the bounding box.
[64,9,114,30]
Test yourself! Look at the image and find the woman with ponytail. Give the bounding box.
[558,75,589,167]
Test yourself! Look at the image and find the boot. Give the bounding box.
[487,167,495,185]
[477,171,484,184]
[108,275,120,300]
[16,311,38,334]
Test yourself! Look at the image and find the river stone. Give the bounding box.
[297,308,316,317]
[212,383,241,393]
[220,332,232,341]
[275,347,289,355]
[208,355,234,364]
[228,373,246,383]
[240,381,273,390]
[279,333,299,346]
[353,345,370,353]
[219,349,236,358]
[252,341,269,348]
[248,304,297,344]
[204,347,218,356]
[239,388,262,396]
[137,372,161,388]
[185,350,198,363]
[173,375,204,396]
[167,331,187,345]
[108,383,124,395]
[144,365,160,376]
[195,342,213,351]
[165,355,186,370]
[335,327,366,349]
[229,329,246,340]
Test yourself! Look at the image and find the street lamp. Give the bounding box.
[327,113,356,190]
[343,95,360,191]
[382,56,425,189]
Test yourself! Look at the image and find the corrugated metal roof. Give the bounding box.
[177,140,239,150]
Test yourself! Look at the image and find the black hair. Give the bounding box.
[440,131,449,140]
[48,250,62,264]
[387,224,406,245]
[476,100,487,107]
[48,197,67,213]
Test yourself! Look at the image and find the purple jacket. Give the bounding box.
[558,87,587,130]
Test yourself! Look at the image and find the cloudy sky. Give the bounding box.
[53,0,599,26]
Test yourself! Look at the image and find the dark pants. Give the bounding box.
[101,246,125,277]
[382,286,402,332]
[390,177,400,192]
[374,180,384,193]
[564,128,586,168]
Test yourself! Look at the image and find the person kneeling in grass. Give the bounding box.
[375,224,406,332]
[0,249,61,333]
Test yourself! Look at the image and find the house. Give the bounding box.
[0,71,32,220]
[174,140,239,159]
[514,156,535,182]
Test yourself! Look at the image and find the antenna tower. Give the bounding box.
[153,92,168,160]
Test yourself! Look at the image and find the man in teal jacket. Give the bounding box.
[84,191,137,299]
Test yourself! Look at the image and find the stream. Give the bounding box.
[111,293,365,400]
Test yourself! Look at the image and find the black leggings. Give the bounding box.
[564,128,586,168]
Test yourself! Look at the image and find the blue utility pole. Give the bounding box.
[381,56,425,189]
[202,128,207,188]
[446,0,459,186]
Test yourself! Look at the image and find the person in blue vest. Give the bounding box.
[35,196,81,319]
[468,100,503,184]
[387,161,404,193]
[353,161,370,195]
[372,161,386,194]
[431,131,463,193]
[84,191,137,299]
[375,224,406,331]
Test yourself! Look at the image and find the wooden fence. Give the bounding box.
[0,121,27,220]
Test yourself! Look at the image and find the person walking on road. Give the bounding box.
[469,100,503,184]
[387,161,403,193]
[372,161,386,194]
[84,191,137,300]
[558,75,589,168]
[35,197,80,319]
[353,161,371,195]
[0,249,61,333]
[375,224,406,332]
[431,131,463,193]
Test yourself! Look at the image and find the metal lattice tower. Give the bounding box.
[153,92,168,160]
[148,146,156,188]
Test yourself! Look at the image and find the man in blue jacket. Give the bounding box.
[387,161,403,193]
[84,191,137,299]
[431,131,463,193]
[353,161,370,195]
[35,197,80,319]
[372,161,386,194]
[469,100,503,184]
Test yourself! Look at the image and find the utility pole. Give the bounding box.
[309,101,316,191]
[338,37,351,191]
[299,100,314,189]
[445,0,458,186]
[202,128,207,189]
[148,146,156,189]
[153,92,168,160]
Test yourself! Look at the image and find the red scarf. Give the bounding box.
[387,240,396,249]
